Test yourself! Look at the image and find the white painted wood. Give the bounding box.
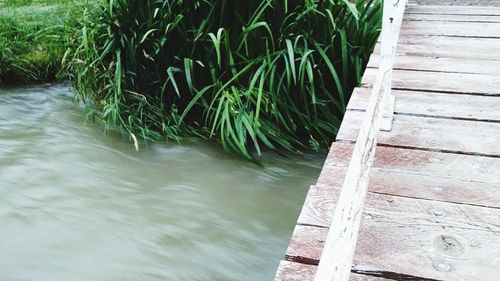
[378,0,405,133]
[380,94,395,131]
[313,61,390,281]
[312,0,408,279]
[313,0,406,280]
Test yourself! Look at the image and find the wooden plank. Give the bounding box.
[400,21,500,38]
[406,5,500,16]
[347,87,500,122]
[367,54,500,75]
[275,261,390,281]
[404,13,500,23]
[361,68,500,95]
[396,33,500,46]
[275,260,317,281]
[318,165,500,211]
[295,184,500,230]
[289,185,500,281]
[313,60,392,281]
[314,143,500,209]
[313,0,407,277]
[338,110,500,157]
[325,142,500,186]
[374,36,500,60]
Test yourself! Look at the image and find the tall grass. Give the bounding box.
[67,0,382,160]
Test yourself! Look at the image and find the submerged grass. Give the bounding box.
[67,0,382,160]
[0,0,83,85]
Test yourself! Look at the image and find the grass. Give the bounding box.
[66,0,382,160]
[0,0,83,85]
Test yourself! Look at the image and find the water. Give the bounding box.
[0,84,322,281]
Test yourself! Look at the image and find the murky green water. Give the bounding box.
[0,85,322,281]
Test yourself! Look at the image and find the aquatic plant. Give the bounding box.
[67,0,382,159]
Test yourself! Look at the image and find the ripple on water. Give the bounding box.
[0,84,322,281]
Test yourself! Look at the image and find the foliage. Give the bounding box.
[0,0,83,85]
[67,0,382,160]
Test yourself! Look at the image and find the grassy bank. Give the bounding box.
[1,0,382,160]
[67,0,382,160]
[0,0,83,85]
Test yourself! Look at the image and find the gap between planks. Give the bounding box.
[275,260,397,281]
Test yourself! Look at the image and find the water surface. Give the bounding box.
[0,85,322,281]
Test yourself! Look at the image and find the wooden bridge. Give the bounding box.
[275,3,500,281]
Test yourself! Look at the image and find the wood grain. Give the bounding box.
[325,142,500,186]
[314,143,500,209]
[406,5,500,16]
[275,261,391,281]
[276,5,500,281]
[361,68,500,95]
[400,21,500,38]
[275,260,317,281]
[337,110,500,157]
[289,185,500,281]
[367,54,500,75]
[374,36,500,60]
[347,87,500,121]
[313,61,392,280]
[404,13,500,23]
[313,0,407,277]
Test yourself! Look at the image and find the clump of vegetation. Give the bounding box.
[2,0,381,160]
[67,0,382,160]
[0,0,83,85]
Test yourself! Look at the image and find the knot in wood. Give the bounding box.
[432,260,451,272]
[433,235,465,257]
[431,209,445,217]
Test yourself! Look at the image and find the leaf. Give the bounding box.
[342,0,360,20]
[285,39,296,84]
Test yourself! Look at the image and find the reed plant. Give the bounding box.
[67,0,382,159]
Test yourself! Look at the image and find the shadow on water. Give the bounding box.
[0,84,323,281]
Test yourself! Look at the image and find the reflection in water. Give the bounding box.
[0,84,322,281]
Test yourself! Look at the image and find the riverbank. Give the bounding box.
[1,0,383,161]
[0,0,83,85]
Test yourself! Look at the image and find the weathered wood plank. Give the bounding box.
[404,13,500,23]
[396,33,500,47]
[297,184,500,229]
[275,261,390,281]
[361,68,500,95]
[275,260,316,281]
[338,110,500,157]
[313,61,392,280]
[347,87,500,121]
[374,36,500,60]
[367,54,500,75]
[318,165,500,212]
[400,21,500,38]
[289,185,500,281]
[314,143,500,210]
[313,0,407,277]
[406,5,500,16]
[325,142,500,186]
